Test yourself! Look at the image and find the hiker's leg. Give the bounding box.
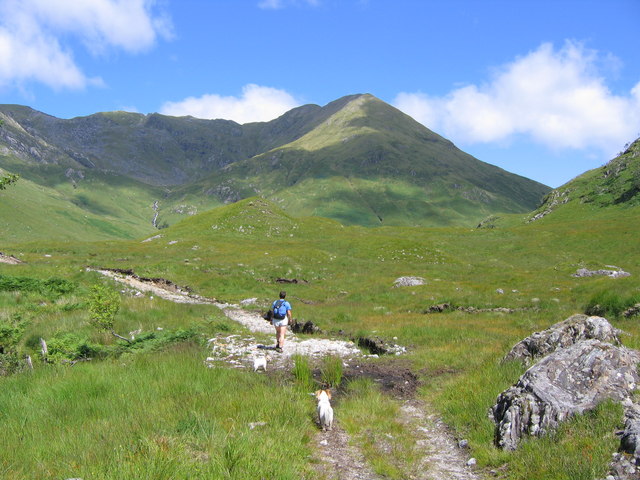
[277,325,287,349]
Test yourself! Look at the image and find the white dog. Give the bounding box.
[253,356,267,372]
[315,389,334,431]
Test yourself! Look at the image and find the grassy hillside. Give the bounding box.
[527,137,640,222]
[0,164,159,242]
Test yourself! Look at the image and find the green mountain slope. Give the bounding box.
[0,94,551,235]
[193,94,550,226]
[526,137,640,223]
[0,166,159,242]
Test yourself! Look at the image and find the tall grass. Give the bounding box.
[319,355,343,388]
[0,345,318,480]
[292,354,316,392]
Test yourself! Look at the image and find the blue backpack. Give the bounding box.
[273,299,287,319]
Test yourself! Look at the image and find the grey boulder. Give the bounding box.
[502,314,622,365]
[492,339,640,450]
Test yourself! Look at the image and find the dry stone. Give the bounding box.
[502,314,622,365]
[492,339,640,450]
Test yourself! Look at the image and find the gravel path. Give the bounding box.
[400,399,480,480]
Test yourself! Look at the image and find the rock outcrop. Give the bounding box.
[492,339,640,450]
[393,276,425,287]
[573,268,631,278]
[502,314,622,365]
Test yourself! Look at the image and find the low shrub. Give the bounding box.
[45,333,105,363]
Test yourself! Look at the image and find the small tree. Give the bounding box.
[88,285,130,343]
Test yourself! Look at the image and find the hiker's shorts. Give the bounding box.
[272,317,288,327]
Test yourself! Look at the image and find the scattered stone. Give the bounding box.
[424,303,452,313]
[573,268,631,278]
[290,319,321,334]
[496,288,504,294]
[606,452,639,480]
[466,458,477,467]
[248,421,267,430]
[355,336,406,356]
[275,277,309,284]
[393,276,425,287]
[458,439,469,448]
[0,252,22,264]
[502,314,623,365]
[424,304,528,315]
[623,304,640,318]
[492,340,640,450]
[141,234,162,243]
[240,297,258,305]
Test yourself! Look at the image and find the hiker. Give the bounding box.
[272,290,292,352]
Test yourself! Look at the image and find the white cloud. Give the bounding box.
[160,84,301,124]
[394,41,640,156]
[0,0,172,89]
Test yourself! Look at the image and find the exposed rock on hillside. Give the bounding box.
[573,267,631,278]
[393,276,425,287]
[502,314,622,365]
[0,252,22,264]
[492,339,640,451]
[624,304,640,318]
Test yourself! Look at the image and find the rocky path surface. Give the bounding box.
[400,400,480,480]
[94,268,481,480]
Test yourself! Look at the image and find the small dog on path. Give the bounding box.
[253,356,267,372]
[315,389,334,431]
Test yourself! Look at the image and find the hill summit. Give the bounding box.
[0,94,550,233]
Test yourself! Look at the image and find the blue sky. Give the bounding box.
[1,0,639,188]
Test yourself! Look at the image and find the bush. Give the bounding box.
[0,313,27,352]
[88,284,120,332]
[46,333,105,363]
[0,352,27,376]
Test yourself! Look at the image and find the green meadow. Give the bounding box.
[1,193,639,479]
